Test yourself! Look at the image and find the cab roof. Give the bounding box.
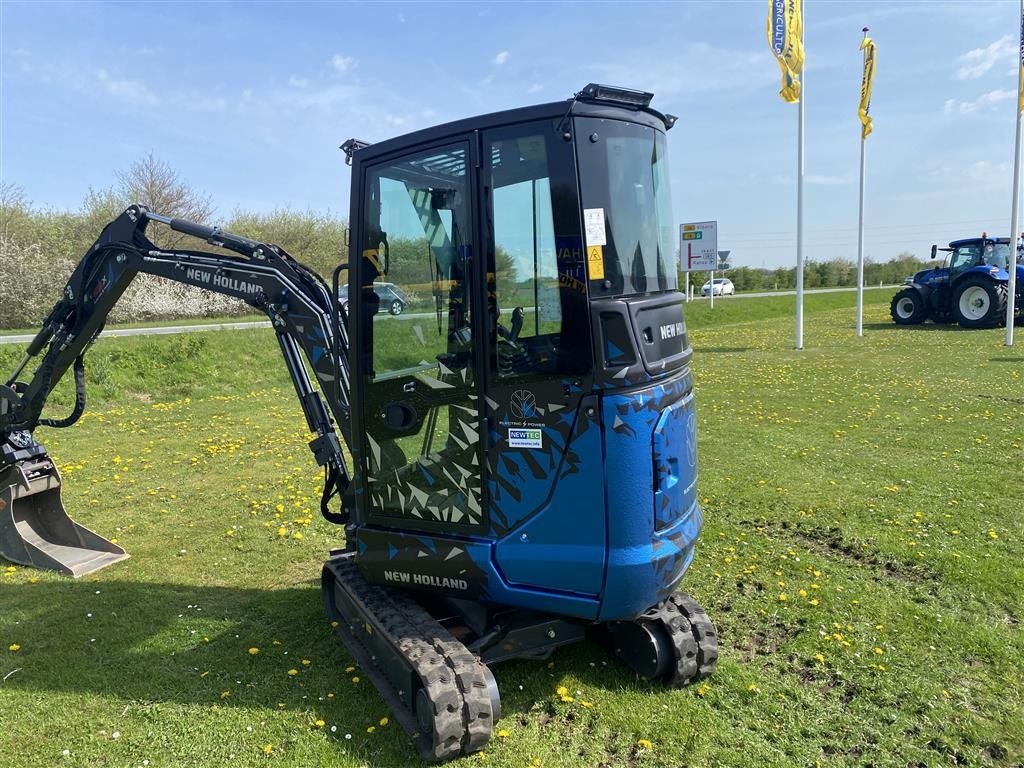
[948,236,1010,247]
[344,85,675,166]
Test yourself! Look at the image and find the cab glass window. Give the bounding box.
[484,123,591,378]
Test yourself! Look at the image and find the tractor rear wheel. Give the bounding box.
[953,277,1007,328]
[890,288,928,325]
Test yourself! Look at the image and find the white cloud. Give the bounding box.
[288,76,309,88]
[330,54,355,73]
[527,83,544,94]
[493,51,510,66]
[967,160,1009,180]
[955,35,1014,80]
[96,69,159,106]
[944,89,1014,115]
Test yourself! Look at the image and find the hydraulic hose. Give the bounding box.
[38,355,87,429]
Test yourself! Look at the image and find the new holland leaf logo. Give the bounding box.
[510,390,537,419]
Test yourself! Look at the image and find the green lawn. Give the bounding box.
[1,291,1021,767]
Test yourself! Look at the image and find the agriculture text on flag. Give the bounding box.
[767,0,804,102]
[859,35,876,139]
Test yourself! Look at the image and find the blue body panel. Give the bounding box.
[597,374,700,620]
[354,368,703,623]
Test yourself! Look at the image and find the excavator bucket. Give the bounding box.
[0,460,127,577]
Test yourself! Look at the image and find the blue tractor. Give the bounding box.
[890,234,1024,328]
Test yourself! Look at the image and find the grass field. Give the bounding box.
[1,291,1021,768]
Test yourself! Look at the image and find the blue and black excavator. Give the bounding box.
[0,85,716,761]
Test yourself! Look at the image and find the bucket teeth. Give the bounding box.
[0,453,128,578]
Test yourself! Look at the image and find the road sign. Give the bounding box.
[680,221,718,271]
[717,250,731,270]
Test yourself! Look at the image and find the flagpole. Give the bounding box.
[1006,0,1023,345]
[856,27,869,338]
[795,18,805,350]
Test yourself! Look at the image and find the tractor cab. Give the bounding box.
[928,235,1012,280]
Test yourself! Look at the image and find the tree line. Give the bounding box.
[685,252,928,293]
[2,154,928,329]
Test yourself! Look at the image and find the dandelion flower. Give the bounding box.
[314,720,325,728]
[8,643,20,652]
[287,668,299,676]
[301,659,311,666]
[814,653,825,663]
[497,729,510,738]
[351,676,360,684]
[366,726,375,733]
[696,684,710,696]
[379,717,389,726]
[263,744,273,755]
[637,739,654,750]
[555,685,568,696]
[248,647,260,655]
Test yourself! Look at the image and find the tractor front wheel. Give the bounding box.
[953,277,1007,328]
[890,288,928,325]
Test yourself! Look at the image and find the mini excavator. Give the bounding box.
[0,84,717,760]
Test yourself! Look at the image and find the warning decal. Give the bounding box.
[586,245,605,280]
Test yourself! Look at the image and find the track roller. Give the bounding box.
[608,592,718,686]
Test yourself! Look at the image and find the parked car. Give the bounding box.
[700,278,735,296]
[338,282,408,315]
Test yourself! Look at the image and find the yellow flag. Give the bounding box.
[767,0,804,102]
[858,36,876,139]
[1018,9,1023,113]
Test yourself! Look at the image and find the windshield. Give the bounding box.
[983,242,1010,269]
[574,117,677,296]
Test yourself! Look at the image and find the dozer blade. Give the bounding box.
[0,459,128,577]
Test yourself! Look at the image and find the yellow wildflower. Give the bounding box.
[263,744,273,755]
[637,739,654,750]
[8,643,20,652]
[248,647,260,655]
[287,668,298,676]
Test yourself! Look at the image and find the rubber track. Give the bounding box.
[638,593,719,686]
[330,557,494,761]
[670,593,719,681]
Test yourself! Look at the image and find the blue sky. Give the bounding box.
[1,1,1022,269]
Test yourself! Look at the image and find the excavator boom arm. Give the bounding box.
[1,205,353,528]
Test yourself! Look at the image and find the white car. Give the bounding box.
[700,278,735,296]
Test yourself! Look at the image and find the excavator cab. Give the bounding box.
[2,84,716,762]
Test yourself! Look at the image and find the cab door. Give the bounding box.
[354,139,486,531]
[479,121,607,596]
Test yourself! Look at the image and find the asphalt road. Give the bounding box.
[0,285,897,346]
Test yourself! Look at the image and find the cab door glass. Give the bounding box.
[484,125,590,378]
[950,245,980,273]
[359,142,483,528]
